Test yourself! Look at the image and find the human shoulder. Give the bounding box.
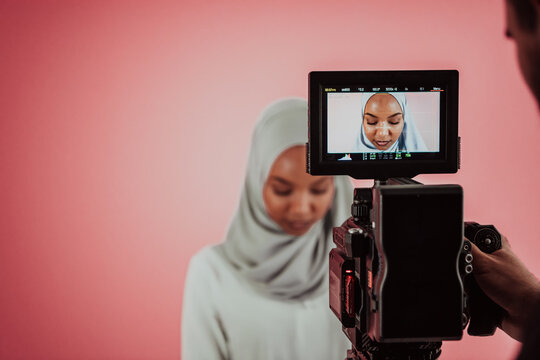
[187,245,234,284]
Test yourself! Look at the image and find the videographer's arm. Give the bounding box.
[470,235,540,342]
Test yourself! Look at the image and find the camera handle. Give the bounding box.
[463,223,504,336]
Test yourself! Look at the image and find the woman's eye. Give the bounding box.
[364,116,377,126]
[273,188,292,196]
[311,187,329,195]
[389,117,402,125]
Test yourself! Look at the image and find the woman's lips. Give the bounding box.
[375,140,390,147]
[286,220,312,231]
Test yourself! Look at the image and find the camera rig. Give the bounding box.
[307,71,504,359]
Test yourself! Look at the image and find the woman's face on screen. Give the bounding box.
[363,93,404,150]
[263,145,334,236]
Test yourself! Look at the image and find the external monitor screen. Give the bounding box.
[308,71,459,179]
[327,89,441,160]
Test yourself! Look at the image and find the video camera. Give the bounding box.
[307,70,503,360]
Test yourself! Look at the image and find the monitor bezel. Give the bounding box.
[308,70,459,179]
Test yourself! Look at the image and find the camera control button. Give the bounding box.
[371,296,378,312]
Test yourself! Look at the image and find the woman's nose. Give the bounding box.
[376,123,390,137]
[290,193,311,216]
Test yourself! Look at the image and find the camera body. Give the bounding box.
[330,181,464,344]
[329,180,503,359]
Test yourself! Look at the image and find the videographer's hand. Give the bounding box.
[470,234,540,342]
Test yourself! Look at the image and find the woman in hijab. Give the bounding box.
[181,98,353,359]
[353,92,427,152]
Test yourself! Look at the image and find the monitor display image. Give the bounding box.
[327,90,440,158]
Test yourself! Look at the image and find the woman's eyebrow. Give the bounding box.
[388,112,403,118]
[311,177,331,186]
[270,176,292,185]
[365,112,378,118]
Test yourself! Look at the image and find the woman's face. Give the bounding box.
[263,145,334,236]
[363,93,404,150]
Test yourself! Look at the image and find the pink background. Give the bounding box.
[1,0,539,359]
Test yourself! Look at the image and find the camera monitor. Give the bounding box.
[308,70,459,179]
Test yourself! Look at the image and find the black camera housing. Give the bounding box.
[329,180,503,359]
[330,181,465,345]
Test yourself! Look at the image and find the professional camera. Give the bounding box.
[307,70,503,360]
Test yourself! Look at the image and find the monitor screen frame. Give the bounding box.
[308,70,459,179]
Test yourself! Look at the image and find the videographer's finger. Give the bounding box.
[468,239,491,275]
[500,234,511,249]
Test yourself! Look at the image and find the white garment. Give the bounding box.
[181,98,353,359]
[181,246,350,360]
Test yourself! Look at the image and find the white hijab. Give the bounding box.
[354,93,427,152]
[216,98,353,300]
